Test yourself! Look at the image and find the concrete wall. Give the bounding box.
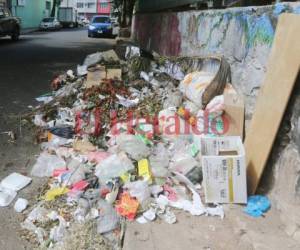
[133,2,300,241]
[11,0,53,29]
[133,3,300,119]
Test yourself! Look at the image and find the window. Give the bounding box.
[42,17,54,22]
[92,16,110,23]
[17,0,26,6]
[77,2,84,8]
[87,3,95,8]
[100,2,108,8]
[46,1,51,10]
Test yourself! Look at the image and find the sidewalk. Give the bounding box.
[123,206,300,250]
[20,28,37,35]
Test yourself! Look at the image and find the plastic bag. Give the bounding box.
[52,108,75,127]
[95,152,134,184]
[49,215,68,242]
[163,90,183,109]
[244,195,271,217]
[124,180,151,206]
[77,65,88,76]
[44,187,69,201]
[83,52,102,67]
[34,114,47,127]
[149,143,170,177]
[87,151,111,163]
[45,133,73,149]
[179,71,214,107]
[125,46,141,59]
[170,139,199,175]
[49,126,74,139]
[14,198,28,213]
[116,134,150,161]
[97,199,119,234]
[205,95,224,114]
[31,152,66,177]
[21,220,47,244]
[116,94,139,108]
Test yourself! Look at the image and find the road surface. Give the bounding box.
[0,28,114,250]
[0,27,114,116]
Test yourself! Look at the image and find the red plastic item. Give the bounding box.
[115,192,139,221]
[71,180,89,192]
[52,168,69,177]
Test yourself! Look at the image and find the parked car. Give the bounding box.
[88,15,113,38]
[39,17,62,31]
[0,7,21,41]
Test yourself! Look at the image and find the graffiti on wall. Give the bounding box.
[185,9,276,57]
[134,3,299,57]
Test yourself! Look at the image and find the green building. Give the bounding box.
[11,0,53,29]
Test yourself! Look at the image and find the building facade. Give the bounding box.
[0,0,7,7]
[97,0,111,15]
[11,0,53,29]
[60,0,111,20]
[76,0,97,19]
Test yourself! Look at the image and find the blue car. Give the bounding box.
[88,15,113,38]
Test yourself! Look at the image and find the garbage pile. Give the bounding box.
[0,46,255,249]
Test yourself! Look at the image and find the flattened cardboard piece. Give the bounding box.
[223,93,245,139]
[245,14,300,194]
[86,65,106,88]
[106,68,122,80]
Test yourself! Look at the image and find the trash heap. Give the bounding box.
[0,46,266,249]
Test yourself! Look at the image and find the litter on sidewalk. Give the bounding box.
[12,45,255,248]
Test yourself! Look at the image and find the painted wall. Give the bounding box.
[97,0,111,15]
[11,0,53,29]
[133,2,300,117]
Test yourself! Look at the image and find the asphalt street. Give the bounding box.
[0,27,115,116]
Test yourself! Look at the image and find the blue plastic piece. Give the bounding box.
[244,195,271,217]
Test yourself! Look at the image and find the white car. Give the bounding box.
[39,17,62,31]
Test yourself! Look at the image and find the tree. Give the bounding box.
[112,0,136,27]
[51,0,61,17]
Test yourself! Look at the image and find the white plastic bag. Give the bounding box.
[179,71,214,107]
[116,134,150,161]
[14,198,28,213]
[124,180,151,205]
[95,152,134,184]
[149,143,170,177]
[31,152,66,177]
[97,199,119,234]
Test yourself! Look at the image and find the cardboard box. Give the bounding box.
[86,65,106,88]
[223,93,245,139]
[201,136,247,204]
[106,68,122,80]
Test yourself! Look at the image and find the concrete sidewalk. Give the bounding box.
[123,206,300,250]
[20,28,37,35]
